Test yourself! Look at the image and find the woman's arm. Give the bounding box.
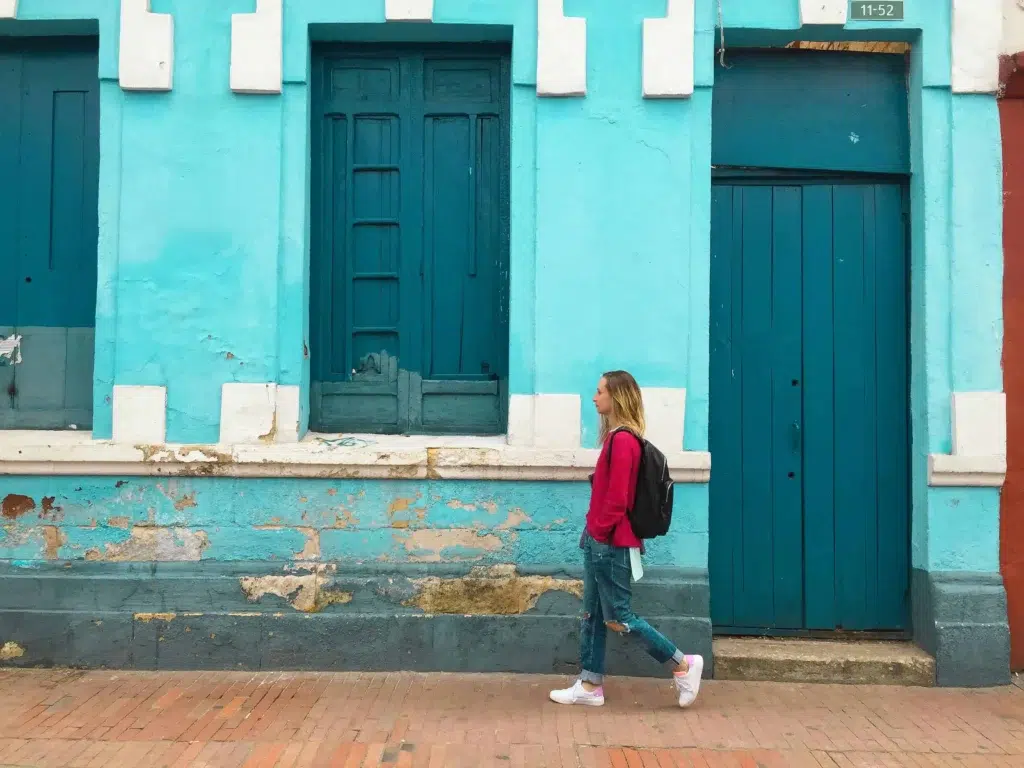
[588,431,640,542]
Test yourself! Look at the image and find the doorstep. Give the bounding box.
[713,637,935,687]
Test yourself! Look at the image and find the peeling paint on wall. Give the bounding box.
[85,527,209,561]
[397,529,504,562]
[0,477,705,569]
[0,641,25,660]
[239,568,352,613]
[240,573,319,610]
[134,612,177,622]
[42,526,65,559]
[406,565,583,615]
[40,497,62,518]
[1,494,35,519]
[498,508,532,530]
[296,527,320,560]
[387,495,426,529]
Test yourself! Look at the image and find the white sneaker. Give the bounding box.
[549,679,605,707]
[674,655,704,708]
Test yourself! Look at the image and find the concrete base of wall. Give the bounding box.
[0,562,713,678]
[911,569,1011,687]
[712,637,935,686]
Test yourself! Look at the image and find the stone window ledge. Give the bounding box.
[928,454,1006,488]
[0,431,711,482]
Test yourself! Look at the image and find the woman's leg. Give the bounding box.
[593,547,705,708]
[578,541,607,689]
[550,538,607,706]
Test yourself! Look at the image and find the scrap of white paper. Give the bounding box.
[630,548,644,582]
[0,335,22,365]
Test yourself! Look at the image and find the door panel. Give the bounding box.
[710,185,805,631]
[821,184,910,631]
[311,47,509,435]
[801,186,839,629]
[0,40,99,430]
[710,178,910,633]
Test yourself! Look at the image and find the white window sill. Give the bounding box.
[928,454,1006,488]
[0,430,712,483]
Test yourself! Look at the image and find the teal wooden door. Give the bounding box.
[0,39,99,429]
[709,177,910,632]
[310,46,510,435]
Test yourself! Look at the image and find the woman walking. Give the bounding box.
[549,370,704,708]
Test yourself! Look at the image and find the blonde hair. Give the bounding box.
[598,370,646,444]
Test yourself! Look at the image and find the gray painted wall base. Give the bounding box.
[911,568,1010,687]
[0,561,714,678]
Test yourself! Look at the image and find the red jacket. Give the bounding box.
[586,430,643,549]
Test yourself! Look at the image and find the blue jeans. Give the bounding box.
[579,533,684,684]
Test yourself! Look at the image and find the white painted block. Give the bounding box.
[221,383,277,444]
[385,0,433,22]
[231,0,282,94]
[276,385,301,443]
[507,394,536,447]
[800,0,847,25]
[0,1,17,19]
[119,0,174,92]
[952,391,1007,457]
[642,387,686,453]
[1004,0,1024,56]
[643,0,694,99]
[537,0,587,97]
[953,0,1002,93]
[533,394,582,449]
[112,385,167,444]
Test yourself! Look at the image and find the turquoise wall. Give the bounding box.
[0,0,1004,586]
[0,477,709,569]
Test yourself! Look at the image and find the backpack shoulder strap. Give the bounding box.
[604,427,639,469]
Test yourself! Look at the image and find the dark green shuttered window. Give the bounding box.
[310,45,511,435]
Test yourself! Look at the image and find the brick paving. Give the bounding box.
[0,669,1023,767]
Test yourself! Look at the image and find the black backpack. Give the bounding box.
[605,428,674,539]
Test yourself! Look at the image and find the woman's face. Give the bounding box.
[593,377,614,417]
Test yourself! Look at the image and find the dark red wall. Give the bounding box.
[1001,54,1024,671]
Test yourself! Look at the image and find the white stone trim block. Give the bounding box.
[642,387,686,453]
[929,454,1006,487]
[643,0,694,99]
[119,0,174,92]
[231,0,283,94]
[537,0,586,97]
[276,385,301,443]
[507,394,536,447]
[221,383,277,444]
[507,393,581,448]
[952,391,1006,457]
[112,385,167,444]
[385,0,433,22]
[952,0,1002,93]
[0,1,17,19]
[508,394,582,448]
[799,0,847,25]
[533,394,582,449]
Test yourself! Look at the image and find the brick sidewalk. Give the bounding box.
[0,669,1023,767]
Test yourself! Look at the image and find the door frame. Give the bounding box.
[708,166,914,639]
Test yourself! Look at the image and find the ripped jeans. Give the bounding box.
[579,532,683,685]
